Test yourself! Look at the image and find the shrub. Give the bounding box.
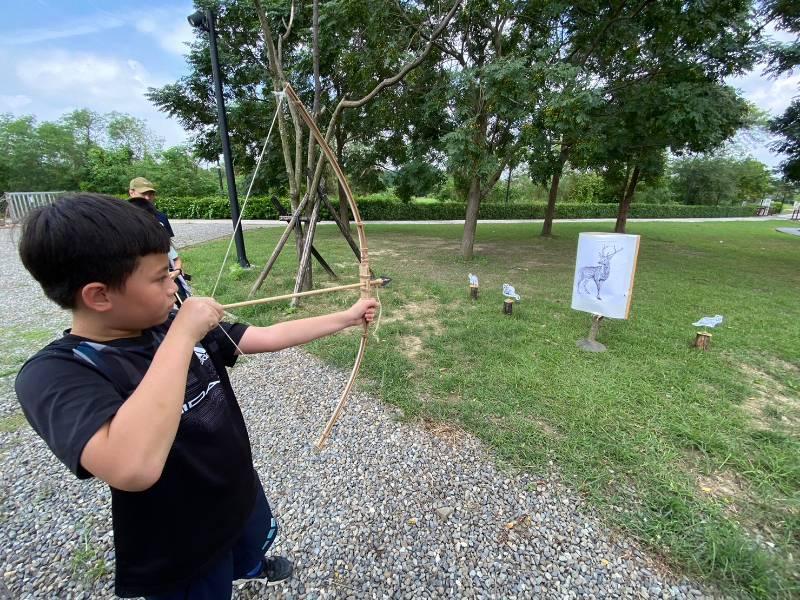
[153,196,757,221]
[566,172,605,203]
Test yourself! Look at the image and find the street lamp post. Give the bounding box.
[188,9,250,268]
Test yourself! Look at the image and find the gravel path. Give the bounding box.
[0,224,717,599]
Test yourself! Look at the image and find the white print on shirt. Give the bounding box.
[193,346,210,365]
[182,380,220,413]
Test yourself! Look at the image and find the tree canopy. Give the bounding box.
[765,0,800,181]
[0,109,218,196]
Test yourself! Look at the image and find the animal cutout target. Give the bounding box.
[571,233,640,319]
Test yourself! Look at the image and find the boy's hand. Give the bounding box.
[344,297,379,327]
[172,297,224,341]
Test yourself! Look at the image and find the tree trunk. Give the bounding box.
[335,128,349,225]
[461,176,482,260]
[292,196,322,304]
[252,0,460,290]
[504,164,512,205]
[615,165,640,233]
[541,147,570,236]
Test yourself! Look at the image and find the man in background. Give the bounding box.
[129,177,180,271]
[129,177,175,238]
[129,177,190,299]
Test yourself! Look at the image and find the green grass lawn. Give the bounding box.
[183,220,799,598]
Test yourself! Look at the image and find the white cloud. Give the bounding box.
[726,64,799,169]
[0,7,195,57]
[0,12,127,45]
[730,67,800,115]
[135,17,195,56]
[16,50,153,106]
[8,49,186,147]
[0,94,33,111]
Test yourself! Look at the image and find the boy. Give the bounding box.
[15,194,377,599]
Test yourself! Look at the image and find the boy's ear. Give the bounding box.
[79,282,114,312]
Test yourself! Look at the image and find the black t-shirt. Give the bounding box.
[154,209,175,238]
[15,315,256,597]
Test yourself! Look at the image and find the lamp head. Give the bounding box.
[187,10,208,30]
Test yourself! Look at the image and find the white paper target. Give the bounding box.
[571,232,640,319]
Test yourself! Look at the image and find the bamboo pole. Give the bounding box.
[222,278,389,310]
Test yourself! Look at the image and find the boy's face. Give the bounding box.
[106,253,178,330]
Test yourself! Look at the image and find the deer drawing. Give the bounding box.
[577,245,623,300]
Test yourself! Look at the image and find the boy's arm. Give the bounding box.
[237,298,378,354]
[80,298,223,492]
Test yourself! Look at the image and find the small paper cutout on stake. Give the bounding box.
[502,283,520,301]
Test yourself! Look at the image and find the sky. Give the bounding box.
[1,1,798,170]
[0,0,196,148]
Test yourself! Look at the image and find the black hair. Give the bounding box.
[19,193,171,309]
[128,196,158,217]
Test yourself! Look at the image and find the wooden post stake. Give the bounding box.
[577,313,607,352]
[694,331,712,350]
[503,298,514,315]
[470,284,479,300]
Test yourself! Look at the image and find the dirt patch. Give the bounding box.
[368,249,401,258]
[739,363,799,430]
[399,334,424,360]
[384,236,461,253]
[767,357,800,376]
[419,417,468,446]
[696,470,750,507]
[692,466,798,555]
[684,450,765,540]
[527,417,563,440]
[382,301,445,337]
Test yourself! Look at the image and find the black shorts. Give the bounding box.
[145,473,277,600]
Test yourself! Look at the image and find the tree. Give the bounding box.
[148,1,455,197]
[81,146,137,193]
[0,115,45,192]
[143,146,219,196]
[771,177,800,203]
[765,0,800,181]
[432,0,562,258]
[250,0,459,295]
[0,109,214,196]
[394,159,444,202]
[603,80,751,232]
[770,102,800,181]
[735,157,774,201]
[0,115,80,192]
[106,113,161,159]
[148,0,459,296]
[533,0,760,235]
[670,155,774,206]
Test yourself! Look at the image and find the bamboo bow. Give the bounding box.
[280,83,373,449]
